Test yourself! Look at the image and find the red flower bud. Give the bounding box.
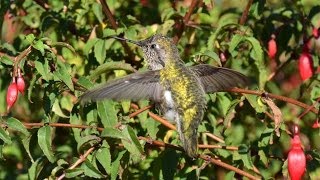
[298,52,313,81]
[6,78,18,112]
[17,69,25,94]
[268,34,277,59]
[288,127,306,180]
[219,52,227,62]
[312,28,319,39]
[312,120,320,128]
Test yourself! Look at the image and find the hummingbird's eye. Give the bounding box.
[150,44,158,49]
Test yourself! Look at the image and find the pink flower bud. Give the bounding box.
[17,69,25,94]
[298,48,313,81]
[288,127,306,180]
[268,34,277,59]
[6,78,18,112]
[312,28,319,39]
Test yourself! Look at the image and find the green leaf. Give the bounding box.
[83,159,105,178]
[37,126,55,163]
[258,150,268,166]
[121,126,144,162]
[137,101,150,129]
[240,152,254,170]
[228,34,244,57]
[65,168,84,178]
[121,100,131,114]
[202,50,221,66]
[97,100,118,127]
[7,117,30,136]
[94,39,106,64]
[28,157,45,180]
[0,55,14,65]
[92,3,104,24]
[77,76,94,89]
[54,61,74,91]
[52,99,68,118]
[162,149,179,180]
[25,34,36,44]
[244,94,266,113]
[0,127,11,144]
[246,36,267,89]
[224,98,241,127]
[22,135,34,162]
[207,22,238,50]
[84,38,99,56]
[216,93,231,116]
[96,140,111,175]
[34,60,52,81]
[33,40,45,55]
[28,73,39,103]
[77,135,100,153]
[88,61,135,81]
[70,113,82,143]
[144,117,160,139]
[101,127,126,139]
[111,150,126,180]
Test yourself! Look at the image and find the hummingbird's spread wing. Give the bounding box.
[190,64,248,93]
[81,70,162,102]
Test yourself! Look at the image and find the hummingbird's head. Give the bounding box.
[110,34,180,70]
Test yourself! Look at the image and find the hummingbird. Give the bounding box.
[81,34,248,158]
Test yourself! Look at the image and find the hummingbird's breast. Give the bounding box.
[159,61,206,128]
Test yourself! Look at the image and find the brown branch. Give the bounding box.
[138,137,259,179]
[24,122,104,131]
[227,88,318,114]
[198,144,238,151]
[7,121,259,179]
[173,0,199,44]
[98,0,136,63]
[298,98,320,119]
[57,146,96,180]
[128,105,153,118]
[203,132,225,143]
[200,155,260,180]
[130,103,177,130]
[98,0,118,29]
[239,0,253,25]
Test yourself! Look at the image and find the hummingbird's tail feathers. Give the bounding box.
[176,115,199,158]
[179,128,198,158]
[190,64,249,93]
[80,71,162,103]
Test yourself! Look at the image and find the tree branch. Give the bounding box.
[98,0,136,65]
[173,0,199,44]
[227,88,318,114]
[239,0,253,25]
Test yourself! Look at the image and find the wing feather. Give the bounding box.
[81,70,162,102]
[190,64,249,93]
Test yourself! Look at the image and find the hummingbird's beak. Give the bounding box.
[108,35,142,46]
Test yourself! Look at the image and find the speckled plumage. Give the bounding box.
[81,34,248,158]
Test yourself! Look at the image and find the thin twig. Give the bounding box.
[130,103,177,130]
[198,144,238,151]
[203,132,225,143]
[239,0,253,25]
[98,0,136,62]
[199,155,260,180]
[298,98,320,119]
[57,146,96,180]
[173,0,199,44]
[128,105,153,118]
[7,121,260,179]
[227,88,318,114]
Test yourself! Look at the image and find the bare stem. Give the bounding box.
[239,0,253,25]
